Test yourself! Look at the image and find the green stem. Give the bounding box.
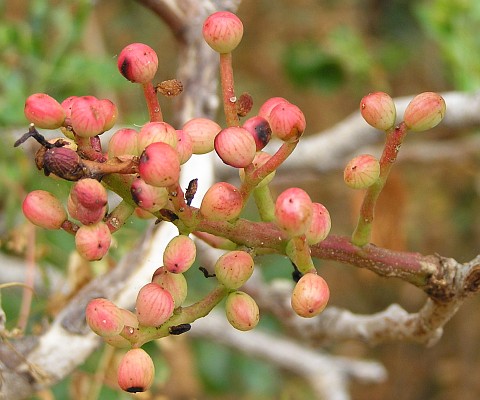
[351,122,409,246]
[285,237,315,274]
[219,52,239,127]
[240,141,298,201]
[105,200,135,233]
[142,81,163,122]
[253,185,275,222]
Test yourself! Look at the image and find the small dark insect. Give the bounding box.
[168,323,191,335]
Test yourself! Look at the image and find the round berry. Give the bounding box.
[117,43,158,84]
[202,11,244,53]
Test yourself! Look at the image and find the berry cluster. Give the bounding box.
[16,10,446,394]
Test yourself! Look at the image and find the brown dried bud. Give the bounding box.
[236,92,253,117]
[156,79,184,97]
[41,146,85,181]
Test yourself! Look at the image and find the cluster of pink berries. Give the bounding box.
[17,8,447,394]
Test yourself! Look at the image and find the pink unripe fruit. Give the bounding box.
[200,182,243,221]
[242,116,272,151]
[117,43,158,84]
[70,96,107,137]
[103,309,138,348]
[268,102,306,142]
[275,188,313,237]
[138,142,180,187]
[344,154,380,189]
[152,266,188,307]
[291,273,330,318]
[214,250,254,290]
[175,129,194,164]
[239,151,275,188]
[24,93,66,129]
[404,92,446,132]
[117,348,155,393]
[202,11,244,53]
[70,178,108,210]
[75,221,112,261]
[85,298,124,337]
[108,128,139,158]
[163,235,197,274]
[68,195,106,225]
[306,203,331,245]
[135,282,175,327]
[99,99,118,132]
[214,126,257,168]
[68,179,108,225]
[225,291,259,331]
[360,92,397,131]
[137,121,178,154]
[22,190,67,229]
[258,97,289,121]
[130,176,168,213]
[182,117,221,154]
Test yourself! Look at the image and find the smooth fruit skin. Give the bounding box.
[215,250,254,289]
[225,291,259,331]
[24,93,66,129]
[138,142,180,187]
[85,298,124,337]
[22,190,67,229]
[202,11,244,53]
[182,117,221,154]
[75,222,112,261]
[360,92,396,131]
[214,126,257,168]
[200,182,243,221]
[117,43,158,84]
[274,188,313,237]
[135,282,175,327]
[343,154,380,189]
[291,273,330,318]
[117,348,155,393]
[163,235,197,274]
[404,92,446,132]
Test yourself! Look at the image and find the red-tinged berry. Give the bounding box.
[108,128,139,158]
[85,298,124,337]
[360,92,396,131]
[130,176,169,213]
[70,96,107,137]
[257,97,289,120]
[138,142,180,187]
[103,309,138,348]
[268,102,306,142]
[214,126,257,168]
[117,348,155,393]
[182,118,221,154]
[70,178,108,210]
[99,99,118,132]
[135,282,175,327]
[117,43,158,84]
[239,151,276,188]
[242,116,272,151]
[151,266,188,307]
[163,235,196,274]
[22,190,67,229]
[404,92,446,132]
[275,188,313,237]
[344,154,380,189]
[225,291,259,331]
[202,11,244,54]
[306,202,331,245]
[68,195,106,225]
[291,273,330,318]
[215,250,254,290]
[75,221,112,261]
[176,129,193,164]
[200,182,243,221]
[24,93,66,129]
[137,121,178,153]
